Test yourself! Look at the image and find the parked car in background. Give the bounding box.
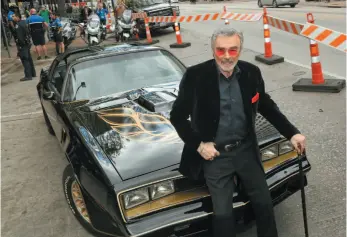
[127,0,180,36]
[258,0,299,7]
[37,43,311,237]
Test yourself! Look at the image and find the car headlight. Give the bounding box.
[279,140,294,155]
[121,180,175,209]
[123,187,149,209]
[261,145,278,161]
[261,140,294,161]
[150,180,175,200]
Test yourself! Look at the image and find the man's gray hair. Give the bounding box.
[211,27,244,51]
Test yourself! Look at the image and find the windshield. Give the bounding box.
[64,49,185,101]
[88,14,100,22]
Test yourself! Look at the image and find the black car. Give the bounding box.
[37,43,311,237]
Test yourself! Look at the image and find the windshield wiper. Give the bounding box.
[85,90,136,106]
[141,85,177,91]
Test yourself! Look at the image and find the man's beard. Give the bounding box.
[219,58,238,73]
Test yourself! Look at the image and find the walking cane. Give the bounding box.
[298,152,309,237]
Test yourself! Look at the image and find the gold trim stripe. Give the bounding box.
[124,151,298,220]
[125,187,210,219]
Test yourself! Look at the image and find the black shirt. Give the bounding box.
[214,64,248,146]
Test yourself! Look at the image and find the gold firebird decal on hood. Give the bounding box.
[97,107,181,143]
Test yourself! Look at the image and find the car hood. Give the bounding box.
[74,82,184,181]
[74,82,281,181]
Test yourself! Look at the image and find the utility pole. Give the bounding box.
[57,0,66,16]
[1,14,11,58]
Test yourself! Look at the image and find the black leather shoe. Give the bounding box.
[20,77,32,81]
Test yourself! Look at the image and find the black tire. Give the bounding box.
[258,0,263,7]
[272,0,278,7]
[41,105,55,135]
[63,165,108,237]
[290,4,296,7]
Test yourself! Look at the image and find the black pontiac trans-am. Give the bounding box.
[37,43,311,237]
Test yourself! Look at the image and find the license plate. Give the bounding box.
[123,33,130,37]
[160,22,166,27]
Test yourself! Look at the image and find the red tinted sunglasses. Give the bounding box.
[215,48,239,57]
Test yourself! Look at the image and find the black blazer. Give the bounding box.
[170,59,300,181]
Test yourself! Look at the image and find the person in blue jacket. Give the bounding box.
[96,2,108,26]
[26,8,49,60]
[7,7,15,35]
[49,12,65,55]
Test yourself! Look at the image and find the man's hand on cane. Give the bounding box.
[290,134,306,155]
[197,142,220,161]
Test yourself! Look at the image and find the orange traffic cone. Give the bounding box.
[169,10,191,48]
[292,13,345,93]
[255,7,284,65]
[141,18,159,45]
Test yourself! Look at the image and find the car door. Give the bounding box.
[41,59,67,141]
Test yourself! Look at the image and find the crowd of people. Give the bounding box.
[1,5,65,81]
[1,2,121,82]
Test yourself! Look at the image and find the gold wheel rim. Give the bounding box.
[71,180,91,223]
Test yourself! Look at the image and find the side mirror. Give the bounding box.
[43,91,55,100]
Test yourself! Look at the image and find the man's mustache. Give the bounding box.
[221,59,234,63]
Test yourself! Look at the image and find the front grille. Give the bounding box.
[255,113,281,144]
[148,8,173,16]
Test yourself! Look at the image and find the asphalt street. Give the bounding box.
[177,1,346,78]
[1,6,346,237]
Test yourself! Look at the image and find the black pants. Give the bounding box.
[203,137,278,237]
[18,45,36,79]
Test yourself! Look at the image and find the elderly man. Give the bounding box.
[170,27,306,237]
[26,8,49,60]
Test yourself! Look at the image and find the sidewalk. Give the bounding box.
[1,38,87,76]
[179,0,346,7]
[1,41,55,76]
[300,0,346,8]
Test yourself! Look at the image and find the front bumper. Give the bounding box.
[84,153,310,237]
[125,155,311,237]
[137,20,175,31]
